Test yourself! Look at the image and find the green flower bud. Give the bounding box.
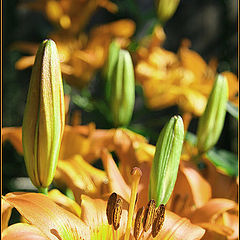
[105,41,121,102]
[155,0,180,23]
[149,115,184,206]
[197,74,228,153]
[22,39,65,192]
[109,49,135,127]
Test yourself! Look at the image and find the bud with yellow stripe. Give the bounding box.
[22,39,65,193]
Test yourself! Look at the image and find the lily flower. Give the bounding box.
[135,26,239,118]
[2,169,206,240]
[14,19,135,89]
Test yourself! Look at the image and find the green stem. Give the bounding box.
[38,187,48,195]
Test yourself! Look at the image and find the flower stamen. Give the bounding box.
[152,204,165,238]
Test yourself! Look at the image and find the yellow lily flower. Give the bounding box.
[135,26,239,117]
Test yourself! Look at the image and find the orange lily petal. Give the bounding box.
[3,192,90,240]
[155,210,206,240]
[201,158,238,201]
[48,189,81,218]
[197,222,233,239]
[2,223,48,240]
[1,199,13,232]
[190,198,237,224]
[221,72,239,101]
[56,155,108,202]
[81,194,128,239]
[101,148,131,202]
[168,161,212,217]
[15,56,35,70]
[2,127,23,155]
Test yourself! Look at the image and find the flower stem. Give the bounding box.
[38,187,48,195]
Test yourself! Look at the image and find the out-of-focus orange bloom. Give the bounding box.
[189,198,239,240]
[135,25,239,116]
[14,19,135,89]
[21,0,118,34]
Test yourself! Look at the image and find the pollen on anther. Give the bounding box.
[152,204,165,238]
[113,197,123,230]
[143,199,156,232]
[106,192,117,225]
[134,206,144,240]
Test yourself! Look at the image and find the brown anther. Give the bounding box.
[134,207,144,240]
[106,192,117,225]
[113,197,123,230]
[152,204,165,238]
[143,199,156,232]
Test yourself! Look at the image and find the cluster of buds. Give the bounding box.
[105,41,135,127]
[197,74,228,153]
[149,115,184,206]
[22,39,65,193]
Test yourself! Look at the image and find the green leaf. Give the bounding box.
[226,101,238,119]
[206,149,238,177]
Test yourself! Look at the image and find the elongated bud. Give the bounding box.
[22,39,65,191]
[155,0,180,23]
[149,116,184,206]
[197,74,228,153]
[109,49,135,127]
[105,41,121,102]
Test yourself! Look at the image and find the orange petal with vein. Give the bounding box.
[3,192,90,240]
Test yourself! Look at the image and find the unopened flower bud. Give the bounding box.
[105,41,120,102]
[155,0,180,23]
[197,74,228,153]
[109,49,135,127]
[22,39,65,191]
[149,116,184,206]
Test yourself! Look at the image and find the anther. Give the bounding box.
[152,204,165,238]
[143,199,156,232]
[106,192,117,225]
[134,207,144,240]
[113,197,123,230]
